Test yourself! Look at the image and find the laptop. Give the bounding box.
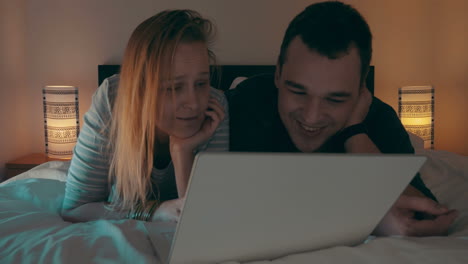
[158,152,426,264]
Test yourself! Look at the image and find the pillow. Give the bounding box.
[229,77,248,90]
[408,132,424,151]
[417,148,468,236]
[0,178,66,214]
[0,160,69,186]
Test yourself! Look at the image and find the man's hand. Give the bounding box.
[151,197,186,223]
[372,186,459,236]
[346,84,372,127]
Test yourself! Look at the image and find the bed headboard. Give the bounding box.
[98,65,375,94]
[98,65,276,92]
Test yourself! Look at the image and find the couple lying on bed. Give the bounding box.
[61,1,458,237]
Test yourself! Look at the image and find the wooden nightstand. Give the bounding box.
[4,153,67,181]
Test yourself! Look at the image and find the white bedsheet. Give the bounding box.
[1,149,467,264]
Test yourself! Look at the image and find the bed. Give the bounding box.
[1,65,467,264]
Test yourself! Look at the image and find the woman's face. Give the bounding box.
[157,42,211,139]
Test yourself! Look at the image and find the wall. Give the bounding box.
[22,0,316,154]
[0,0,29,180]
[357,0,468,154]
[0,0,466,179]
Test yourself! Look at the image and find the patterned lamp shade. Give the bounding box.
[43,86,80,159]
[398,86,434,149]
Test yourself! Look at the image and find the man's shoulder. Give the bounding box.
[365,96,414,154]
[225,73,276,103]
[370,96,396,114]
[366,96,401,126]
[226,73,278,120]
[225,74,281,151]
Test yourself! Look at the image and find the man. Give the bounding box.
[226,1,458,236]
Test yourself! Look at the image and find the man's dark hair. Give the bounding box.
[277,1,372,84]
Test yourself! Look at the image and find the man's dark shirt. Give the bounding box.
[225,74,436,201]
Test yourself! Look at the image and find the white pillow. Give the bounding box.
[229,77,248,90]
[0,160,69,186]
[408,132,424,151]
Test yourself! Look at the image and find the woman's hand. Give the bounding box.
[170,97,225,153]
[170,97,225,197]
[151,197,186,223]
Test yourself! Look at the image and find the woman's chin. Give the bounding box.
[173,128,199,139]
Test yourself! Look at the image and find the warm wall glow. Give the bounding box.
[43,86,79,159]
[399,86,434,149]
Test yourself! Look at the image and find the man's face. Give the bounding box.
[275,37,362,152]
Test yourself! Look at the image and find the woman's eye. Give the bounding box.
[196,81,208,88]
[167,86,182,91]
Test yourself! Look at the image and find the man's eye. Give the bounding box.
[288,89,305,95]
[327,98,345,103]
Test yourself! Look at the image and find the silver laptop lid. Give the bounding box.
[168,153,426,264]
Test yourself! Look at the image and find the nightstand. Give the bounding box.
[4,153,67,181]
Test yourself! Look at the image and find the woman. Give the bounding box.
[61,10,229,223]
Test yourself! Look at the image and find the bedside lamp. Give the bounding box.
[398,86,434,149]
[42,85,80,159]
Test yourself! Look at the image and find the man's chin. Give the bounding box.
[286,127,327,153]
[291,138,324,153]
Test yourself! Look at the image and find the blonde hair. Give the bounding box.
[108,10,215,211]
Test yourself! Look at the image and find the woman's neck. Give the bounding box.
[154,130,171,169]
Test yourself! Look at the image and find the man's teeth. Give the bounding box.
[300,124,321,132]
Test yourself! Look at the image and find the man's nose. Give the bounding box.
[302,98,323,124]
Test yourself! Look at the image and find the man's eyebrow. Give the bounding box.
[285,80,306,90]
[285,80,353,97]
[328,92,352,98]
